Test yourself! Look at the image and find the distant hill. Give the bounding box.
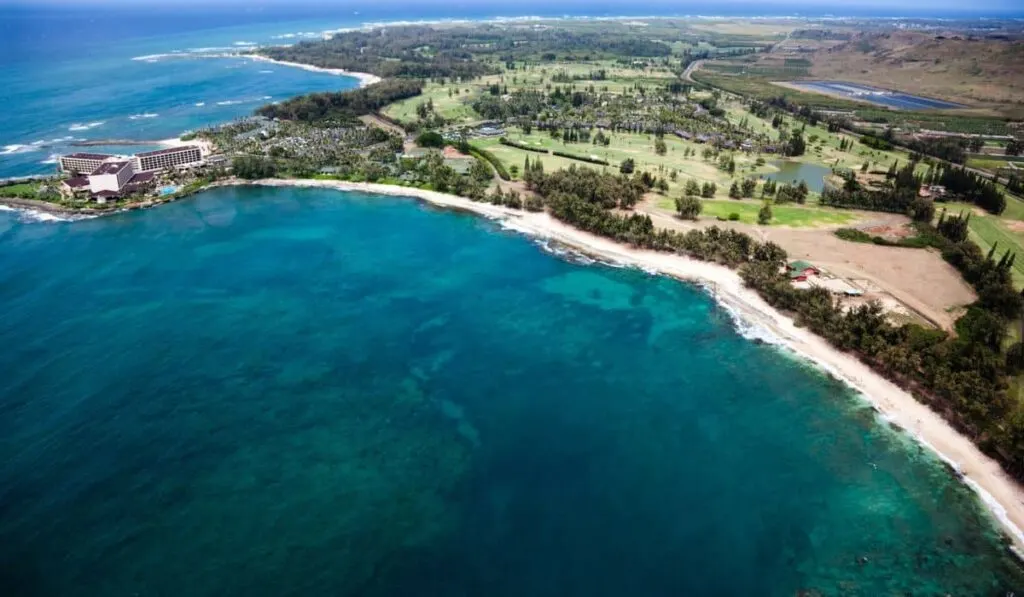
[808,32,1024,115]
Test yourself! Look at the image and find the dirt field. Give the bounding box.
[358,114,407,136]
[638,200,976,330]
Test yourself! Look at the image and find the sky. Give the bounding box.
[0,0,1020,17]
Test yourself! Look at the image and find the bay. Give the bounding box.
[0,186,1021,595]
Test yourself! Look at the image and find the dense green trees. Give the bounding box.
[675,195,702,220]
[416,131,445,148]
[517,163,1024,483]
[758,203,772,225]
[784,129,807,157]
[231,156,277,179]
[257,79,423,124]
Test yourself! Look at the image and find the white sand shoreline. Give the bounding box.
[222,177,1024,555]
[245,55,382,88]
[8,175,1023,556]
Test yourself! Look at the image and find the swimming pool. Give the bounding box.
[158,185,179,196]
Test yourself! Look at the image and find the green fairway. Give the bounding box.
[483,128,776,193]
[658,197,857,227]
[383,83,481,124]
[940,200,1024,287]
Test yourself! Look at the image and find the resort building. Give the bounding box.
[60,153,114,175]
[88,160,135,194]
[60,176,91,198]
[132,146,202,172]
[57,144,202,202]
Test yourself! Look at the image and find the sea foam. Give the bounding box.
[68,121,104,132]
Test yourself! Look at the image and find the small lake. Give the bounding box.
[765,160,831,193]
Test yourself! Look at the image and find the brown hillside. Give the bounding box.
[808,31,1024,111]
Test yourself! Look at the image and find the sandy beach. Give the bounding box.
[221,177,1024,555]
[6,174,1023,555]
[245,55,382,88]
[157,136,216,155]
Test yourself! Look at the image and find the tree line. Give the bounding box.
[257,79,424,124]
[516,164,1024,484]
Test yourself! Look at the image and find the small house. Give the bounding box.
[787,260,820,282]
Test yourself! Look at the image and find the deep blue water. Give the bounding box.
[1,186,1023,595]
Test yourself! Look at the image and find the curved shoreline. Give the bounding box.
[6,176,1024,557]
[222,178,1024,556]
[244,55,382,88]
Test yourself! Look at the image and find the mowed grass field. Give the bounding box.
[383,83,481,124]
[940,199,1024,287]
[482,128,777,195]
[657,197,857,227]
[384,60,678,124]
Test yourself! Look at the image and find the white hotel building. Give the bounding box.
[59,145,204,200]
[132,146,203,172]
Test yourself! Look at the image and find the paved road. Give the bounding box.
[682,59,704,83]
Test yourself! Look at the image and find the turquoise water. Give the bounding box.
[1,186,1022,595]
[0,9,366,178]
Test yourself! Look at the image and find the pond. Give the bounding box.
[765,161,831,193]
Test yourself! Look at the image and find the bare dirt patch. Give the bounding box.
[637,199,975,330]
[861,223,915,241]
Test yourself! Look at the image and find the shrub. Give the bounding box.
[416,131,445,148]
[468,144,510,180]
[499,137,549,153]
[728,212,740,221]
[551,150,608,166]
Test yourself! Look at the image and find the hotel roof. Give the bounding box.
[135,145,200,158]
[128,172,155,184]
[63,176,90,188]
[91,160,131,176]
[65,153,114,161]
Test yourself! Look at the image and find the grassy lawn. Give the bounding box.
[0,182,41,198]
[967,156,1010,172]
[383,83,481,124]
[940,200,1024,287]
[489,128,777,193]
[658,197,857,227]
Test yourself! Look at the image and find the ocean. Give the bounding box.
[3,2,1021,179]
[2,3,1024,595]
[1,186,1023,594]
